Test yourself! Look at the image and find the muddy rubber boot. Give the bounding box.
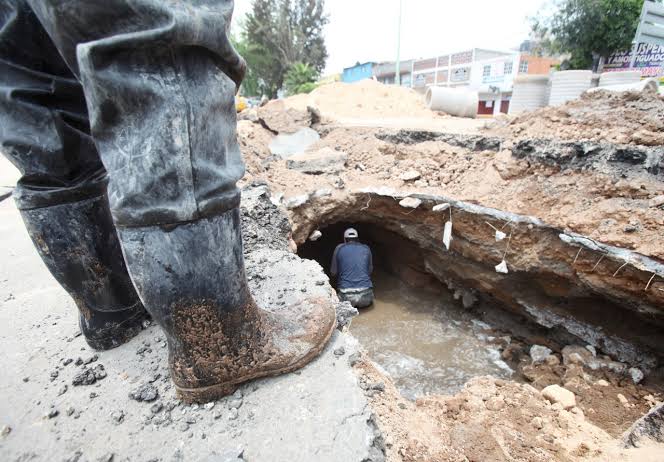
[118,207,337,403]
[20,195,148,350]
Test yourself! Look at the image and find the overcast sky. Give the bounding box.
[232,0,551,74]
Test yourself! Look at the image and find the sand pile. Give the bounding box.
[488,88,664,146]
[283,79,441,120]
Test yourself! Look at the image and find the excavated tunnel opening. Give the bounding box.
[293,194,664,397]
[298,221,440,289]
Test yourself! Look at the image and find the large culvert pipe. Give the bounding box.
[548,70,593,106]
[599,70,642,87]
[587,77,659,94]
[508,75,550,115]
[426,86,478,118]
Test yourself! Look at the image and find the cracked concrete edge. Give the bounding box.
[353,187,664,277]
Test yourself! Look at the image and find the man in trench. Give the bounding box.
[331,228,374,308]
[0,0,335,403]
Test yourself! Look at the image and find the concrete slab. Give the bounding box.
[0,189,382,461]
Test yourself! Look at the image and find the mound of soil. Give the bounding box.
[282,79,442,120]
[487,88,664,146]
[357,359,663,462]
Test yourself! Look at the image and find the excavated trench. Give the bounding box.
[298,221,516,399]
[292,189,664,393]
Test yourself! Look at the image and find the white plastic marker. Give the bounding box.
[495,260,508,274]
[433,203,451,213]
[443,206,453,250]
[485,221,508,242]
[443,221,453,250]
[495,230,513,274]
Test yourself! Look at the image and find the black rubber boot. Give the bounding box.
[118,207,336,403]
[20,195,148,350]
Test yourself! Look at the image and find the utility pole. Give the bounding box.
[395,0,403,86]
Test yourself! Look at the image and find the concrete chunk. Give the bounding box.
[399,170,421,182]
[541,384,576,409]
[399,197,422,209]
[286,147,347,174]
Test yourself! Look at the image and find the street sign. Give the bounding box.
[631,1,664,66]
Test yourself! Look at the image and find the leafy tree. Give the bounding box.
[532,0,644,70]
[284,62,319,95]
[231,34,268,97]
[243,0,328,97]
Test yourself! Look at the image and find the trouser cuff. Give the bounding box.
[13,170,108,210]
[113,188,241,228]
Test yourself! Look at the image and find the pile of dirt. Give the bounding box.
[487,88,664,146]
[282,79,442,120]
[356,358,663,462]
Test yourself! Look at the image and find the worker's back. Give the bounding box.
[333,242,373,290]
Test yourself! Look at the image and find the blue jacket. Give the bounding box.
[330,242,373,289]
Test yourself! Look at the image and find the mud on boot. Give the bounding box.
[119,207,336,403]
[20,195,148,350]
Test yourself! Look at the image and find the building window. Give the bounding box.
[451,67,470,82]
[483,65,491,77]
[519,61,529,73]
[504,62,513,74]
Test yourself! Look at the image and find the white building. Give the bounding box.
[411,48,558,115]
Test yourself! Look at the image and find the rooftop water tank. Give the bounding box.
[548,70,593,106]
[508,75,550,115]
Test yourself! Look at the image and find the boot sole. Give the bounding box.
[175,313,336,403]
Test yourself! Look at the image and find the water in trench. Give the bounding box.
[349,270,514,400]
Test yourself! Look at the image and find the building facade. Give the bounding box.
[339,49,559,115]
[372,60,413,86]
[411,49,559,115]
[342,62,375,83]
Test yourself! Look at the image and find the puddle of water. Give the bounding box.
[350,270,513,400]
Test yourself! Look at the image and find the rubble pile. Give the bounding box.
[487,88,664,146]
[357,357,664,462]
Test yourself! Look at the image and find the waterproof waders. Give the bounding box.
[0,0,335,402]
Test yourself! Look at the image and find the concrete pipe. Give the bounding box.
[587,78,659,94]
[599,70,642,87]
[548,70,593,106]
[508,75,550,115]
[426,86,479,118]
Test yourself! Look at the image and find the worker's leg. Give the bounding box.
[338,289,374,308]
[0,0,147,350]
[357,289,375,308]
[27,0,335,402]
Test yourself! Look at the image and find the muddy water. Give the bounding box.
[350,270,513,400]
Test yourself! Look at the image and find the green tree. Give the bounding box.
[284,62,319,95]
[231,34,268,97]
[532,0,644,70]
[243,0,328,97]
